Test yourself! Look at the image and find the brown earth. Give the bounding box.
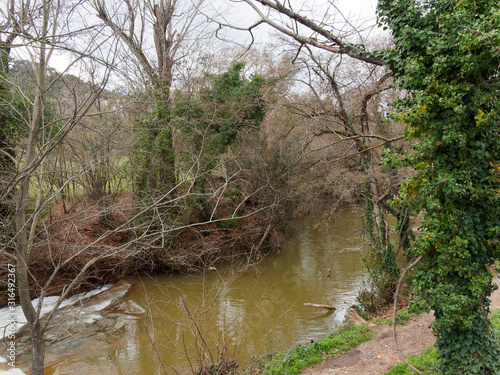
[303,277,500,375]
[0,192,279,308]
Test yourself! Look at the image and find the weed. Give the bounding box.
[371,307,415,326]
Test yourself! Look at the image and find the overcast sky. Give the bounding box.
[337,0,378,20]
[218,0,383,44]
[16,0,382,82]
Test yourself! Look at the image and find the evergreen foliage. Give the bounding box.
[174,62,267,155]
[378,0,500,372]
[132,85,176,199]
[172,62,268,218]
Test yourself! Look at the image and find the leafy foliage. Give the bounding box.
[209,62,266,147]
[0,58,63,167]
[378,0,500,373]
[175,62,267,155]
[172,62,269,219]
[132,85,176,198]
[0,57,34,148]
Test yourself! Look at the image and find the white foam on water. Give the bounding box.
[0,368,25,375]
[80,312,103,324]
[0,284,113,339]
[82,298,114,313]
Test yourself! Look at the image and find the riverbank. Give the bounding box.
[1,209,371,374]
[0,192,282,309]
[279,277,500,375]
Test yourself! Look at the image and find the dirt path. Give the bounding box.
[303,277,500,375]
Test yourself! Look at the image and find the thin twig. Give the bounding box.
[392,255,424,375]
[144,324,169,375]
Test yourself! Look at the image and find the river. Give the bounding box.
[1,209,373,375]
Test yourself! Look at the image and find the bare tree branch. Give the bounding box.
[216,0,384,65]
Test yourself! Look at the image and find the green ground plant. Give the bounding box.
[246,325,373,375]
[370,306,415,326]
[384,348,440,375]
[384,309,500,375]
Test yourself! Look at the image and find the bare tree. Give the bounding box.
[213,1,415,311]
[214,0,384,66]
[0,1,121,373]
[293,45,414,309]
[92,0,210,200]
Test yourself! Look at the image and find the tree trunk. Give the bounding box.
[15,3,49,373]
[16,81,46,375]
[30,320,45,375]
[17,255,45,375]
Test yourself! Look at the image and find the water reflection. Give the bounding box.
[3,209,369,375]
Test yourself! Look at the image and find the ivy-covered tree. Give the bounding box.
[206,62,266,150]
[94,0,208,203]
[173,62,268,219]
[378,0,500,373]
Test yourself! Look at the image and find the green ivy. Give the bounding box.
[207,62,267,150]
[385,309,500,375]
[173,62,267,156]
[171,63,269,220]
[377,0,500,373]
[132,84,176,199]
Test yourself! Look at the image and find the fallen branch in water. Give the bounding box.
[304,303,336,311]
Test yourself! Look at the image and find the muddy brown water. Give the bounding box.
[2,209,392,375]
